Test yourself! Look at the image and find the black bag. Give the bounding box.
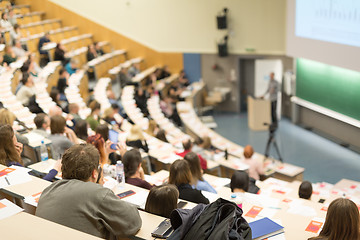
[170,198,252,240]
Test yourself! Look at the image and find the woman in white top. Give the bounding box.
[243,145,265,180]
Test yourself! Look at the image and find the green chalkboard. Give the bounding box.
[296,58,360,121]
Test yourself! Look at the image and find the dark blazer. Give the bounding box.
[177,184,209,204]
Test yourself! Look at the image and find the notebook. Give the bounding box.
[249,217,284,240]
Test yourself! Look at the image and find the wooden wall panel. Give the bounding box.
[16,0,183,73]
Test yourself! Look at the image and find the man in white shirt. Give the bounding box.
[16,73,36,106]
[262,72,279,123]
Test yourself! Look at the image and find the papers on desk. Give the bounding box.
[201,191,218,203]
[305,217,325,234]
[263,177,289,187]
[0,199,24,220]
[121,190,149,209]
[24,191,42,207]
[287,201,317,217]
[0,166,32,188]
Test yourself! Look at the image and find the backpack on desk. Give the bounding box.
[169,198,252,240]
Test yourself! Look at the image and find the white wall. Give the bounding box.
[50,0,286,54]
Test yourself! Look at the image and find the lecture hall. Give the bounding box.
[0,0,360,239]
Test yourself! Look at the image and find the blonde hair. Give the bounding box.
[127,125,145,141]
[0,109,16,125]
[146,119,157,136]
[103,107,114,119]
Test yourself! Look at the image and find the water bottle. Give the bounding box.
[116,161,125,187]
[40,140,48,162]
[231,193,243,209]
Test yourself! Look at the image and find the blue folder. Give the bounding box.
[249,217,284,240]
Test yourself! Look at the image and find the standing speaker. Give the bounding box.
[217,15,227,29]
[218,43,228,57]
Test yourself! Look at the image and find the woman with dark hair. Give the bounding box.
[230,171,249,193]
[0,124,59,181]
[54,43,68,65]
[122,149,153,190]
[309,198,360,240]
[169,160,209,204]
[184,152,216,193]
[95,124,109,141]
[145,184,179,218]
[155,129,168,143]
[74,119,88,141]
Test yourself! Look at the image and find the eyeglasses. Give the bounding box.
[96,166,102,184]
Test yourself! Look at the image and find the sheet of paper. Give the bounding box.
[305,217,325,234]
[24,192,42,207]
[0,199,24,220]
[0,166,32,188]
[201,191,218,203]
[122,191,149,209]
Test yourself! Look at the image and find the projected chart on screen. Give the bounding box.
[295,0,360,47]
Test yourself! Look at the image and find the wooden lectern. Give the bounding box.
[247,96,271,131]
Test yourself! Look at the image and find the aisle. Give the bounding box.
[213,112,360,184]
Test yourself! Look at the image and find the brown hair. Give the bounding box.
[122,149,142,179]
[89,100,101,114]
[146,120,157,136]
[0,109,16,125]
[0,124,22,165]
[243,145,254,159]
[182,139,192,151]
[200,136,211,149]
[145,184,179,218]
[95,124,109,141]
[87,134,106,165]
[34,113,48,129]
[61,144,99,181]
[50,115,66,134]
[309,198,360,240]
[184,152,204,182]
[299,181,313,200]
[169,160,193,186]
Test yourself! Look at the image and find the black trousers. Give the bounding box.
[271,100,277,123]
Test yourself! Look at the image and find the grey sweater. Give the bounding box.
[36,179,142,239]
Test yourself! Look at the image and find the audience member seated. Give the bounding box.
[7,8,17,26]
[178,69,190,88]
[128,62,140,77]
[126,125,149,153]
[155,129,168,143]
[68,103,82,122]
[230,170,260,194]
[168,81,183,102]
[119,66,132,88]
[86,43,98,61]
[169,159,209,204]
[50,88,68,113]
[0,12,13,29]
[242,145,265,180]
[184,152,216,193]
[86,100,101,131]
[32,113,50,138]
[38,32,51,65]
[57,67,69,101]
[192,136,216,159]
[298,181,313,200]
[16,73,35,106]
[159,65,171,79]
[95,41,104,56]
[176,139,207,170]
[145,119,159,137]
[3,45,17,65]
[36,144,142,239]
[308,198,360,240]
[12,40,28,58]
[54,43,68,65]
[74,119,89,141]
[11,23,21,41]
[48,115,77,159]
[123,149,154,190]
[65,58,79,75]
[0,124,59,181]
[145,184,179,218]
[134,86,149,116]
[0,108,28,145]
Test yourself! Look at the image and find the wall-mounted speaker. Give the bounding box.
[218,42,228,57]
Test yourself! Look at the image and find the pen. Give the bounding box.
[4,176,10,185]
